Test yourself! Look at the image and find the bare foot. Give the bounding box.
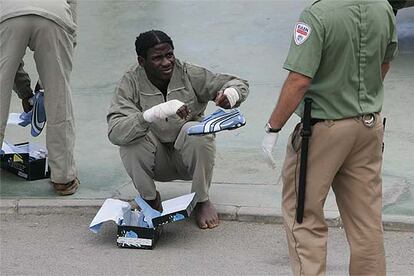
[195,200,219,229]
[143,191,163,212]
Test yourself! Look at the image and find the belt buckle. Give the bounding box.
[362,113,376,128]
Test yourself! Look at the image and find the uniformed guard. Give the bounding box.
[262,0,398,275]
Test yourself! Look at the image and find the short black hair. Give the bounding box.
[387,0,405,14]
[135,30,174,58]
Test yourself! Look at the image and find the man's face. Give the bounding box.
[139,42,175,82]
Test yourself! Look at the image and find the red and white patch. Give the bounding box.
[294,22,311,45]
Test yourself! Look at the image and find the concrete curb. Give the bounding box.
[1,198,413,232]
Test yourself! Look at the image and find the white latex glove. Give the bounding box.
[223,87,240,108]
[143,99,185,123]
[261,132,279,169]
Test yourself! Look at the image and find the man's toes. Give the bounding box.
[211,216,219,227]
[207,219,218,229]
[197,219,208,229]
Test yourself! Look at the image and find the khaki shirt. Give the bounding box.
[284,0,398,120]
[1,0,78,99]
[0,0,78,35]
[107,59,249,145]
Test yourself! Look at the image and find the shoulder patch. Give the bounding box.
[294,22,312,46]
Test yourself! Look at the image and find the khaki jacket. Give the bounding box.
[107,59,249,145]
[1,0,78,99]
[0,0,78,35]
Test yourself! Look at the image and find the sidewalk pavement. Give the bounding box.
[1,1,413,232]
[1,166,413,231]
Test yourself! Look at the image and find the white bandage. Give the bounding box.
[223,87,240,108]
[143,99,184,123]
[261,132,279,169]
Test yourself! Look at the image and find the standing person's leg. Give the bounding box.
[282,120,356,276]
[0,18,31,147]
[332,115,386,276]
[174,122,217,229]
[28,16,77,193]
[120,132,176,211]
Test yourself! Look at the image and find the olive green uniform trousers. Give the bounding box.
[282,114,385,276]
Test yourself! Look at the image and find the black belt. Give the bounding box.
[309,118,324,126]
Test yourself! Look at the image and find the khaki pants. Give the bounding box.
[120,122,216,202]
[282,115,386,276]
[0,15,76,183]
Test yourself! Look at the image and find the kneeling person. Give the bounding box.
[107,30,249,229]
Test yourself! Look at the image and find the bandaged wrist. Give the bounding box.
[143,99,184,122]
[223,87,240,108]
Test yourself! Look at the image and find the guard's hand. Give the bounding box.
[176,104,190,120]
[21,94,34,113]
[261,132,279,169]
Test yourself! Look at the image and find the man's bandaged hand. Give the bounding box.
[215,87,240,109]
[261,132,279,169]
[224,87,240,108]
[143,99,185,122]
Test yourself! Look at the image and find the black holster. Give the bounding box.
[296,98,313,224]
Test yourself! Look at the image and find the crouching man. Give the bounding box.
[107,30,249,229]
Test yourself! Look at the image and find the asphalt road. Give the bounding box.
[1,214,413,276]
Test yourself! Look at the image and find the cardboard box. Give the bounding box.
[90,193,197,249]
[115,205,163,249]
[1,141,50,181]
[117,223,162,249]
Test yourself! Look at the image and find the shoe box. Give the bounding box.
[1,141,50,181]
[90,193,197,249]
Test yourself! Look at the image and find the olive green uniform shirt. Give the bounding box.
[284,0,398,120]
[107,59,249,145]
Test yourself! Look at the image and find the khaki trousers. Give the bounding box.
[282,114,386,276]
[0,16,76,183]
[120,122,216,202]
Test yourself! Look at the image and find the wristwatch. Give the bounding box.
[265,123,281,133]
